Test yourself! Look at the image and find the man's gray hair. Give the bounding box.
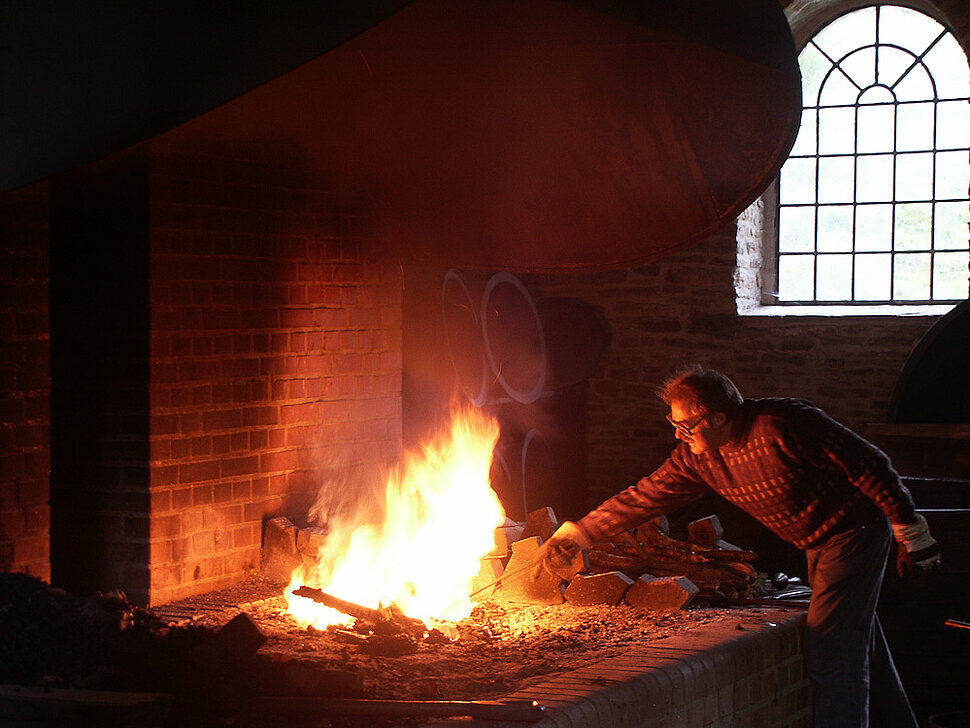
[659,365,743,418]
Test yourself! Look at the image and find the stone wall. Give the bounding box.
[532,222,939,510]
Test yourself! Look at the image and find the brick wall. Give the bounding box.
[146,134,403,605]
[0,185,50,580]
[507,610,812,728]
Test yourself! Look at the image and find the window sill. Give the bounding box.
[738,303,958,317]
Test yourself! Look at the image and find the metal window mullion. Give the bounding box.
[851,101,862,302]
[813,99,823,303]
[889,97,897,301]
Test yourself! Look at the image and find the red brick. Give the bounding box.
[192,484,214,506]
[151,413,179,436]
[0,508,25,539]
[171,437,191,459]
[179,360,221,381]
[180,460,220,483]
[172,486,193,510]
[260,450,297,473]
[203,409,241,431]
[17,478,48,507]
[222,455,258,477]
[280,402,315,424]
[151,465,179,487]
[223,358,259,378]
[180,411,203,433]
[12,534,49,563]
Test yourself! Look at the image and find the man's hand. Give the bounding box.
[892,514,941,578]
[540,521,591,579]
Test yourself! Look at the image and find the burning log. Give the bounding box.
[291,586,426,639]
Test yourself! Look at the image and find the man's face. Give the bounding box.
[668,399,724,454]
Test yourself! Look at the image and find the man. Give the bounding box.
[543,365,940,728]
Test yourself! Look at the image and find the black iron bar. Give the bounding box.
[251,697,546,722]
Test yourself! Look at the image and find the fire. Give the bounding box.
[285,406,506,629]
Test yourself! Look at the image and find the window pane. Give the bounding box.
[935,150,970,199]
[790,109,818,156]
[879,46,918,91]
[841,47,877,89]
[933,251,970,299]
[819,156,855,202]
[935,201,970,250]
[816,254,853,300]
[816,7,875,62]
[799,44,830,107]
[894,64,935,103]
[856,204,893,251]
[819,107,856,154]
[818,205,853,251]
[779,158,817,204]
[896,102,934,151]
[937,100,970,150]
[856,155,893,202]
[857,102,894,153]
[855,253,892,300]
[924,34,970,99]
[895,153,933,200]
[779,207,816,252]
[879,7,943,58]
[895,202,932,250]
[819,70,861,107]
[894,253,931,299]
[778,255,815,301]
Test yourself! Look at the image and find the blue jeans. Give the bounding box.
[804,517,918,728]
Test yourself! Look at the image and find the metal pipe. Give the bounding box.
[252,697,546,722]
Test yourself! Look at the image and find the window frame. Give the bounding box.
[744,3,970,315]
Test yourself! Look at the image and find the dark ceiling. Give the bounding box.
[2,0,801,271]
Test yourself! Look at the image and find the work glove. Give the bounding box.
[892,514,941,578]
[540,521,591,579]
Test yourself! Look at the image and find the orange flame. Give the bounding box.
[286,406,506,628]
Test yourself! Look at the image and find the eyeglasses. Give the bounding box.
[666,412,709,436]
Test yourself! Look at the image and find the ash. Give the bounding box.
[0,573,742,726]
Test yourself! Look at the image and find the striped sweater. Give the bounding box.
[578,398,917,550]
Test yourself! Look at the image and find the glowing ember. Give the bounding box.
[285,406,506,629]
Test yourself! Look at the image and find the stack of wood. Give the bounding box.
[484,508,762,610]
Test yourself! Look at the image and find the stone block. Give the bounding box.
[471,556,506,593]
[565,571,634,606]
[520,507,560,542]
[260,516,300,582]
[217,611,266,659]
[296,526,328,560]
[624,574,699,611]
[688,515,723,549]
[491,536,564,605]
[490,523,525,557]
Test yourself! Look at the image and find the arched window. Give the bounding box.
[768,5,970,308]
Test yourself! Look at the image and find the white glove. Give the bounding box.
[541,521,591,572]
[892,514,941,578]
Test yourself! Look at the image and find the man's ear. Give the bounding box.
[709,412,728,428]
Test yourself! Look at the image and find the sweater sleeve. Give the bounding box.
[785,403,917,525]
[577,447,710,543]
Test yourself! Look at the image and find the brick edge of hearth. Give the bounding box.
[481,609,811,728]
